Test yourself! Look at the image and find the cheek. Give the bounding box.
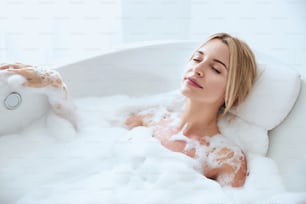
[181,70,192,82]
[210,76,227,94]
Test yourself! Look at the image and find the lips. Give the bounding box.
[185,77,203,89]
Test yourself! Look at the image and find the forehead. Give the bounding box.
[198,39,230,65]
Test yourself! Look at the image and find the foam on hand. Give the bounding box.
[0,65,78,130]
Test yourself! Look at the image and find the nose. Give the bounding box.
[193,63,205,78]
[196,69,204,77]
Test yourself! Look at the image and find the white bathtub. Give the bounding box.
[0,41,305,203]
[58,41,306,192]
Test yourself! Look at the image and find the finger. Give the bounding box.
[16,62,32,67]
[0,64,13,70]
[5,69,31,77]
[1,63,34,70]
[0,64,24,70]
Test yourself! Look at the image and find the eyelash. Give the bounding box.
[211,66,221,74]
[191,59,221,74]
[192,58,201,62]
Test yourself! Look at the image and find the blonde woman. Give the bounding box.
[125,33,257,187]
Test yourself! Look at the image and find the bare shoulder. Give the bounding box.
[204,135,248,187]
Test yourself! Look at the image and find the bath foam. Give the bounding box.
[0,91,299,204]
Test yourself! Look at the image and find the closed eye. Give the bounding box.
[192,58,201,62]
[211,66,221,74]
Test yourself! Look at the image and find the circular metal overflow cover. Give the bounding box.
[4,92,22,110]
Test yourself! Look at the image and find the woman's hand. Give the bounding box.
[125,113,155,129]
[0,63,76,129]
[125,114,144,129]
[0,63,64,89]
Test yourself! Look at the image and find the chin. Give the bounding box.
[180,87,190,98]
[180,89,200,102]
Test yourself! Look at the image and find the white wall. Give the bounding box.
[1,0,305,73]
[121,0,191,42]
[0,0,123,66]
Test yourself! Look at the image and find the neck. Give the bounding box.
[178,99,220,138]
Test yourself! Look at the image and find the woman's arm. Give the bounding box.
[0,63,65,90]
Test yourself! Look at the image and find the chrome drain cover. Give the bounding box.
[4,92,22,110]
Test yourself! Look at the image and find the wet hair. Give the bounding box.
[196,32,257,115]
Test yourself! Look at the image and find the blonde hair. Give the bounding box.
[195,33,257,115]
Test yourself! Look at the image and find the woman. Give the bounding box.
[125,33,257,187]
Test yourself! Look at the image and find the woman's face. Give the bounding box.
[181,39,229,107]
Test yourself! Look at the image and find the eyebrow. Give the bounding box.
[196,50,228,70]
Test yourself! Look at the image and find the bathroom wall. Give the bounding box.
[0,0,305,73]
